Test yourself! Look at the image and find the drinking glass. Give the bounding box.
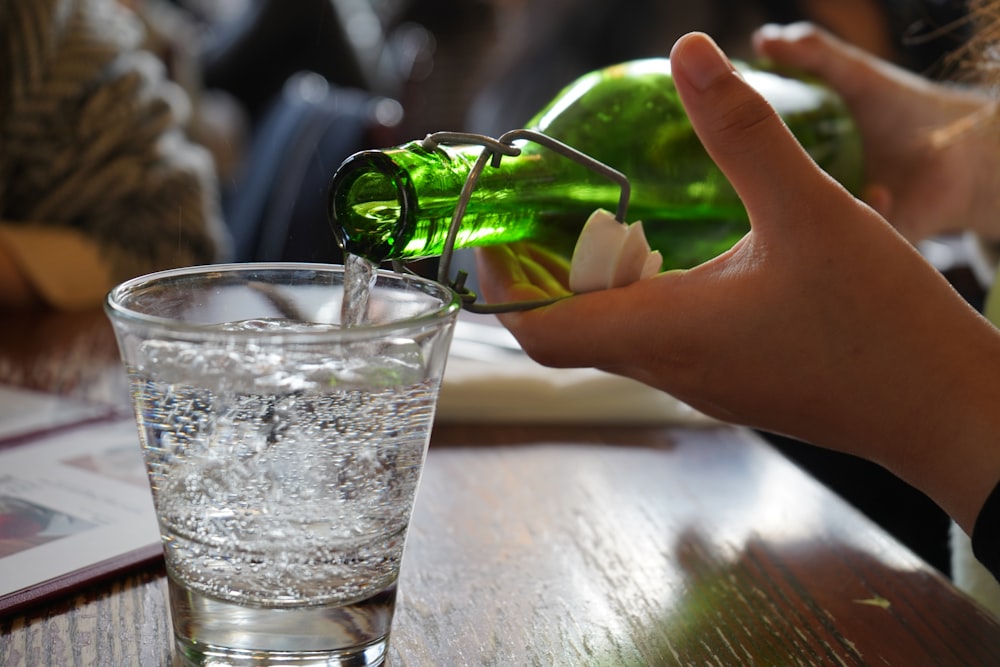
[105,263,459,666]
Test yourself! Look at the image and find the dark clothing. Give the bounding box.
[973,480,1000,582]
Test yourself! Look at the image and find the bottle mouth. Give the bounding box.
[327,150,412,262]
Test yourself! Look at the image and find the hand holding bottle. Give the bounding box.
[753,22,1000,243]
[476,32,1000,535]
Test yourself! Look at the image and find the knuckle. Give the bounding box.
[711,94,778,152]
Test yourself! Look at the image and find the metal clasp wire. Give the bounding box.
[391,128,632,314]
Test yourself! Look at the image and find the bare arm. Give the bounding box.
[753,22,1000,243]
[476,32,1000,535]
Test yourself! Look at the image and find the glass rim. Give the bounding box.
[104,262,461,340]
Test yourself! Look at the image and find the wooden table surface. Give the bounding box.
[2,305,999,666]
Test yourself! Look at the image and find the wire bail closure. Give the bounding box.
[394,129,631,314]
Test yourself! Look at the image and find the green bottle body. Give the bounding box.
[329,58,862,268]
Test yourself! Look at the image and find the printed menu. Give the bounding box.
[0,390,160,614]
[0,385,116,445]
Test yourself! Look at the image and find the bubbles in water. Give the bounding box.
[131,318,438,608]
[137,321,426,395]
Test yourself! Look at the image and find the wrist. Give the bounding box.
[896,315,1000,534]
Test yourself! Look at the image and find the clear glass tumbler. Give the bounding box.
[105,263,459,666]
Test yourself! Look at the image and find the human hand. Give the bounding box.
[476,32,1000,531]
[753,22,1000,243]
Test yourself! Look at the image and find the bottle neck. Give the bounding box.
[329,139,582,263]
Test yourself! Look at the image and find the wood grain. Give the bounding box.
[3,310,1000,665]
[389,426,1000,666]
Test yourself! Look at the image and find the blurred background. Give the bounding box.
[140,0,973,576]
[139,0,973,265]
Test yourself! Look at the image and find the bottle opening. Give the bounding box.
[328,151,411,262]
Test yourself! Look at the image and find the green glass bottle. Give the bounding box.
[328,58,862,269]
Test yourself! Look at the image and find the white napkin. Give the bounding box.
[437,316,716,425]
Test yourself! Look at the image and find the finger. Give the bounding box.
[751,22,896,106]
[476,246,665,370]
[518,258,572,298]
[670,32,840,230]
[475,244,570,306]
[513,242,571,286]
[475,245,541,303]
[497,280,655,370]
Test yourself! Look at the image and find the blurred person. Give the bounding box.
[124,0,251,184]
[0,0,230,310]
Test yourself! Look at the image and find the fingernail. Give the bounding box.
[758,22,814,42]
[673,33,735,92]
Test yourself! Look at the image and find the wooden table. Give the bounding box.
[2,305,999,665]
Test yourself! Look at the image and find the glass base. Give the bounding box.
[169,579,396,667]
[175,641,388,667]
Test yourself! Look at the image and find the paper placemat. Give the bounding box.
[438,319,715,425]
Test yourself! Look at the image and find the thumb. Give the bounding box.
[670,32,842,229]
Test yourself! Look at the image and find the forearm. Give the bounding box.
[753,23,1000,242]
[876,312,1000,536]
